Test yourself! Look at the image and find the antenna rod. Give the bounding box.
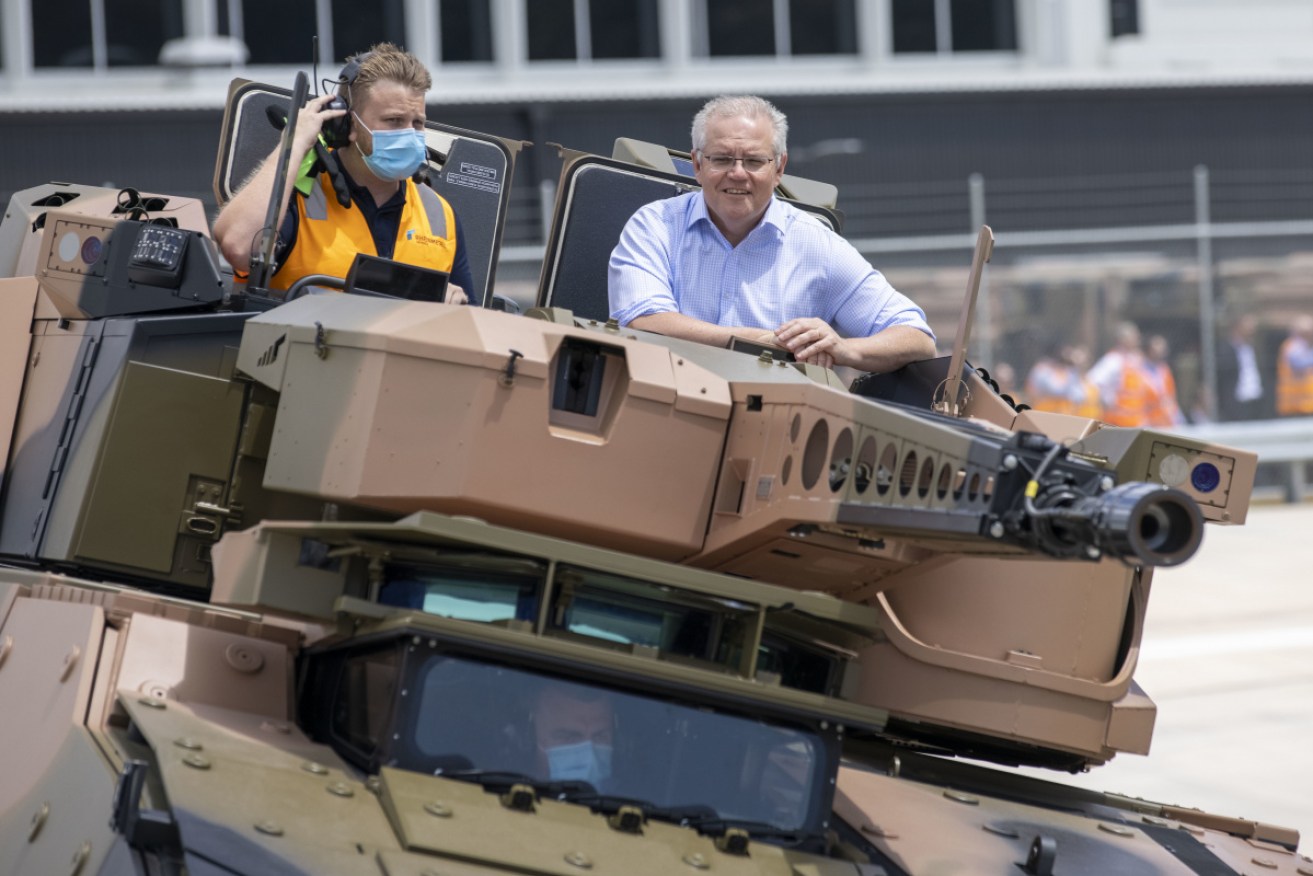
[248,70,310,295]
[935,225,994,416]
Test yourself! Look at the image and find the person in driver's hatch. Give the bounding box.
[531,683,615,789]
[213,42,475,302]
[608,94,935,372]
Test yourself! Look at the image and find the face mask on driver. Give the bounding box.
[544,741,613,786]
[353,113,426,182]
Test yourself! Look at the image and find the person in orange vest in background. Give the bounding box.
[1087,322,1156,427]
[1276,314,1313,416]
[1142,334,1186,427]
[1024,341,1101,419]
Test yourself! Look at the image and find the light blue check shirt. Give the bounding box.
[609,192,933,342]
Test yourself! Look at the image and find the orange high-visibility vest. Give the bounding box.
[1101,360,1156,427]
[1024,362,1102,419]
[1276,337,1313,415]
[272,172,456,292]
[1143,362,1182,427]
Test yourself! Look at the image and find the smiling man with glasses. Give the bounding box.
[608,95,935,373]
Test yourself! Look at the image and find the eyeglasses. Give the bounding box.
[699,153,776,173]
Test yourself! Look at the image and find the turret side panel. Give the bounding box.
[249,299,732,561]
[0,279,38,496]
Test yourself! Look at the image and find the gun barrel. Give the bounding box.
[1038,482,1204,567]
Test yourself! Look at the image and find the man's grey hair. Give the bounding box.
[691,95,789,158]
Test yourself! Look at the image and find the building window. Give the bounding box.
[790,0,858,55]
[1110,0,1140,38]
[703,0,856,58]
[707,0,775,56]
[526,0,661,61]
[241,0,316,64]
[33,0,183,68]
[592,0,661,60]
[331,0,407,60]
[440,0,494,62]
[527,0,577,60]
[892,0,1016,54]
[32,0,92,67]
[234,0,406,66]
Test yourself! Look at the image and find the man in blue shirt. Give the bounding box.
[609,95,935,372]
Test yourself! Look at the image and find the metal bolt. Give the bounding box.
[1097,823,1134,837]
[59,646,81,682]
[1100,475,1115,492]
[683,853,710,870]
[70,840,91,876]
[1085,545,1102,560]
[988,521,1006,538]
[424,801,453,818]
[327,781,354,798]
[254,820,284,837]
[301,761,328,775]
[564,851,593,869]
[944,790,980,806]
[861,823,898,839]
[225,643,264,674]
[173,737,203,751]
[983,823,1020,838]
[28,802,49,842]
[1002,454,1018,470]
[137,697,166,710]
[182,753,211,770]
[1251,858,1278,870]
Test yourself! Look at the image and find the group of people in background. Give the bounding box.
[1021,323,1182,427]
[1010,316,1313,427]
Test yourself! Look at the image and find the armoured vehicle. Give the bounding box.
[0,77,1303,876]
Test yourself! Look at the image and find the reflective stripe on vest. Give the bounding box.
[272,172,457,292]
[1102,363,1155,427]
[1276,338,1313,415]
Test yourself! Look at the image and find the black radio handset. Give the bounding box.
[307,35,351,207]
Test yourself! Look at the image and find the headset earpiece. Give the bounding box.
[321,52,371,149]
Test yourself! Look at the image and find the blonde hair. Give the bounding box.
[347,42,431,105]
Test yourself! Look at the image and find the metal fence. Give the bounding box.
[499,163,1313,433]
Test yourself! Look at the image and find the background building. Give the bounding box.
[2,0,1312,419]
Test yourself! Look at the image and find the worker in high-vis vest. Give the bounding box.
[214,42,474,302]
[1276,314,1313,416]
[1023,342,1102,419]
[1087,322,1157,427]
[1141,334,1186,427]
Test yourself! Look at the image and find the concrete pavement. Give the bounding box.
[1018,501,1313,842]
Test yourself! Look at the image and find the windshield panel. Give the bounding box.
[405,654,826,832]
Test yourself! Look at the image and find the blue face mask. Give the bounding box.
[544,741,613,787]
[354,114,426,182]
